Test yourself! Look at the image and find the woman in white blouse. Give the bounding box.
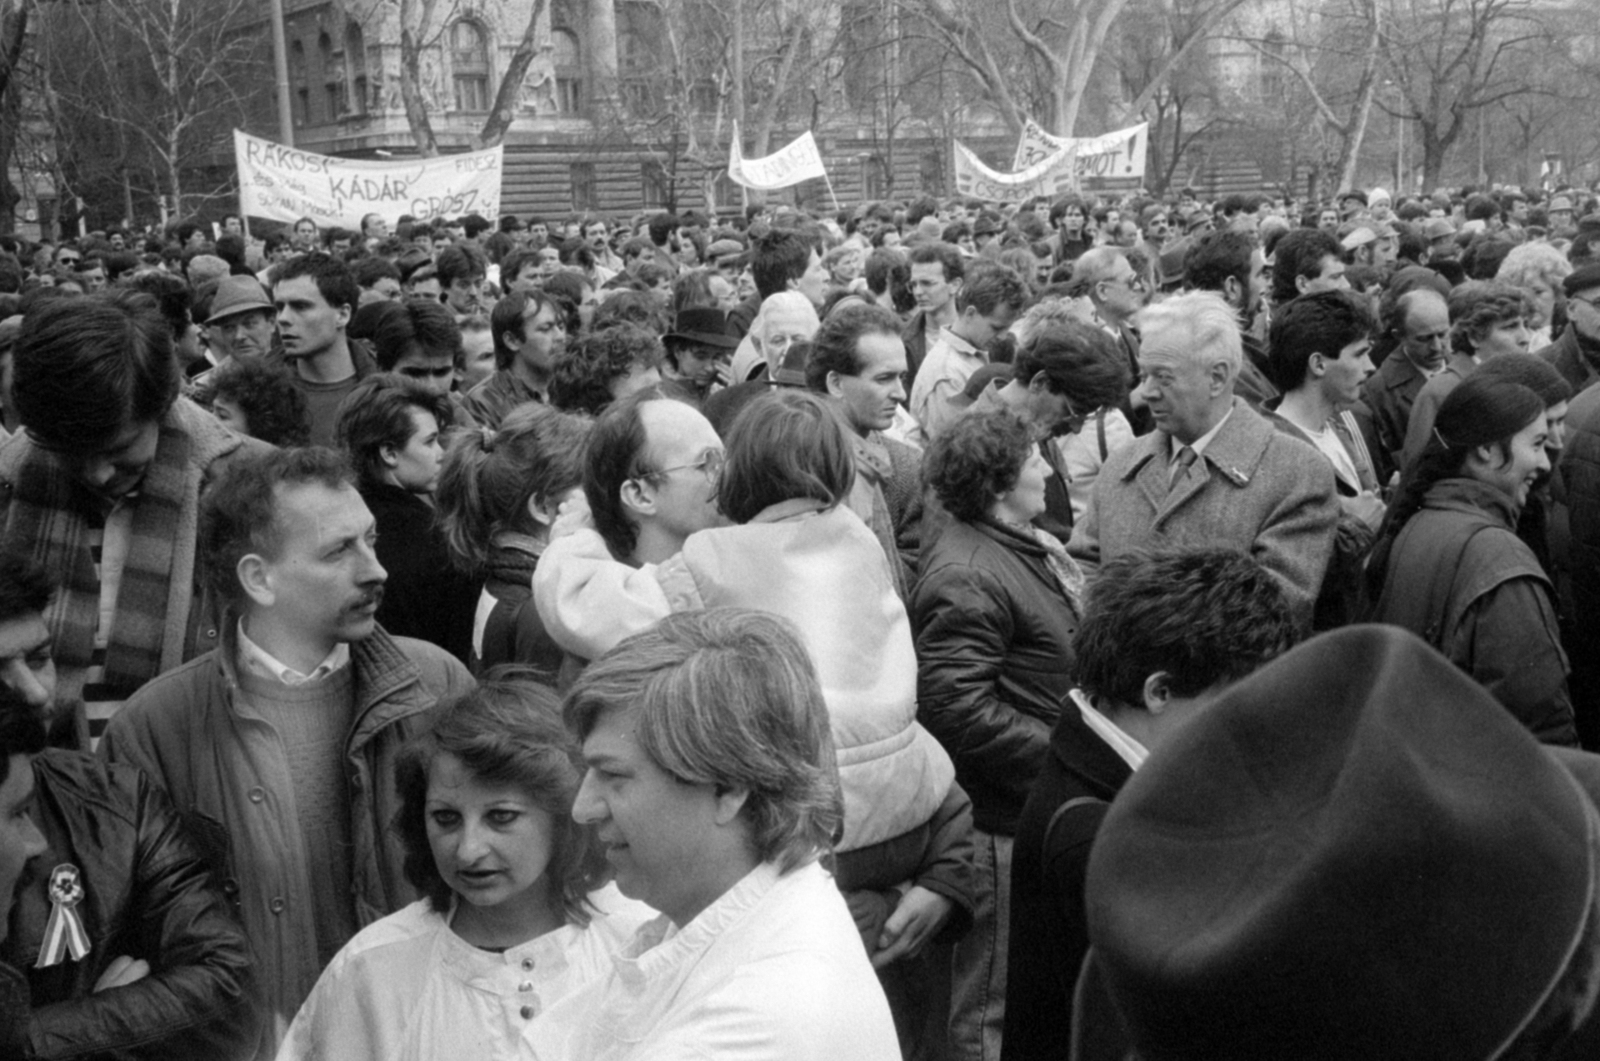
[276,677,652,1061]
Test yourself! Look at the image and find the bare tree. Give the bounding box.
[907,0,1248,138]
[1238,0,1382,195]
[391,0,552,156]
[0,0,33,229]
[36,0,267,223]
[1111,0,1253,194]
[1376,0,1549,188]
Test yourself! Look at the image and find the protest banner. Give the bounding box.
[234,129,503,228]
[1011,120,1149,182]
[727,122,830,191]
[951,140,1076,203]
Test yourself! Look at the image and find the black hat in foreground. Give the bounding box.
[1075,624,1600,1061]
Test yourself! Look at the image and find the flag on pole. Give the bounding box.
[728,122,828,191]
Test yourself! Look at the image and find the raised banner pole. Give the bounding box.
[821,168,841,213]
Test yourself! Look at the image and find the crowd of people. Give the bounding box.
[0,176,1598,1059]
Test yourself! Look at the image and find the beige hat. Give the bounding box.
[205,276,273,325]
[1339,226,1377,250]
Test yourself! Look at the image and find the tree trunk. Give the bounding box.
[0,2,24,232]
[748,17,807,156]
[1335,78,1375,192]
[399,25,440,157]
[475,0,548,148]
[1420,121,1445,189]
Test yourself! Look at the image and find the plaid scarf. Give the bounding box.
[5,418,191,690]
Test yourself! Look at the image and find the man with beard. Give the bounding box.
[101,447,473,1058]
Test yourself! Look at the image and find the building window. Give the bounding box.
[712,171,738,212]
[552,28,583,114]
[920,150,945,198]
[290,40,309,126]
[318,32,344,120]
[621,81,652,118]
[862,155,887,200]
[1259,31,1285,103]
[642,161,669,208]
[346,22,368,116]
[451,20,490,112]
[571,162,597,211]
[690,78,718,116]
[617,1,661,118]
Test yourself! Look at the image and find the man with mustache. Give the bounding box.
[102,447,474,1059]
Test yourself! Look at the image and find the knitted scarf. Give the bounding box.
[5,419,190,690]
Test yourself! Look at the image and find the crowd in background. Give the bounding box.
[0,173,1597,1060]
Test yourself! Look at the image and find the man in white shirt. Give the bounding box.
[524,608,901,1061]
[1265,290,1386,530]
[908,264,1029,444]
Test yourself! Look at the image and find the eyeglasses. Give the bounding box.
[642,449,725,484]
[1570,295,1600,312]
[1053,398,1092,438]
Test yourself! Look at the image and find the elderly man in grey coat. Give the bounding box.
[1068,291,1338,626]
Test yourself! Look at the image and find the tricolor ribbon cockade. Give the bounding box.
[35,864,90,968]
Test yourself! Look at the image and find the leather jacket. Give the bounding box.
[3,749,260,1059]
[912,517,1082,834]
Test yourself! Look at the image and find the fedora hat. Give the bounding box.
[664,307,739,349]
[1075,624,1600,1061]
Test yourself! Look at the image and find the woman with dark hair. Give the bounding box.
[435,404,591,680]
[912,407,1084,1059]
[278,680,651,1060]
[1469,353,1573,574]
[1369,373,1574,745]
[336,373,479,664]
[207,358,311,447]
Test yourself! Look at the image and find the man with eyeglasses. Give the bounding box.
[51,245,81,283]
[1537,263,1600,397]
[531,393,728,661]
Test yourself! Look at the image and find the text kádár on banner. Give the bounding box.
[234,129,503,228]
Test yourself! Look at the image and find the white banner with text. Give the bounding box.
[1010,120,1149,183]
[234,129,503,228]
[728,123,829,190]
[952,140,1077,202]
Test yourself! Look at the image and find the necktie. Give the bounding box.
[1168,445,1198,492]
